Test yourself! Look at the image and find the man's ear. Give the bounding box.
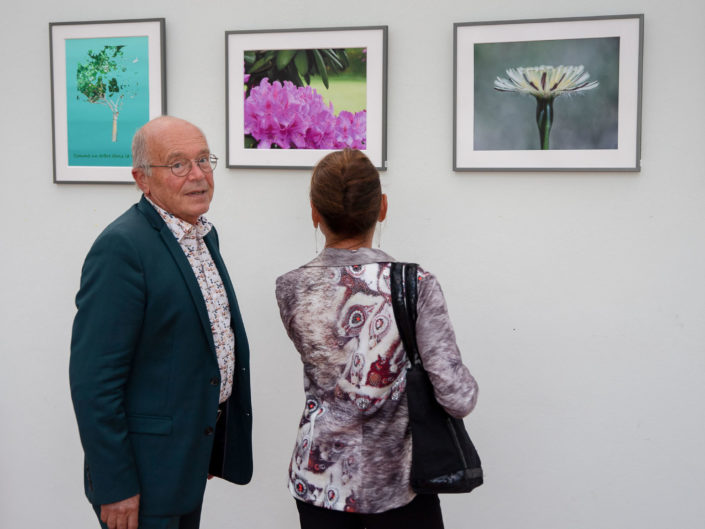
[133,168,149,195]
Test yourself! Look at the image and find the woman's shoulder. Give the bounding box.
[390,261,435,282]
[275,266,303,283]
[275,267,304,297]
[274,264,328,303]
[389,262,443,307]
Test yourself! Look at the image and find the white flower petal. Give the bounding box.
[494,65,599,99]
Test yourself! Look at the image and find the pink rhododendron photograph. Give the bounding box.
[243,47,366,150]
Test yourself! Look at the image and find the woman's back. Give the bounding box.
[276,247,477,514]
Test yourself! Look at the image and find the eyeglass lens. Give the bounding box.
[172,155,217,176]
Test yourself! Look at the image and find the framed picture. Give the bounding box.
[226,26,387,170]
[454,15,643,171]
[50,19,166,183]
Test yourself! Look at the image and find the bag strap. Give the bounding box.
[390,262,422,366]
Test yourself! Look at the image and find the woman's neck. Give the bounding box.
[324,231,374,251]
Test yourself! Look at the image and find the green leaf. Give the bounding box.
[307,51,317,74]
[312,49,328,89]
[275,49,297,70]
[339,49,350,68]
[286,62,304,87]
[294,50,309,76]
[244,51,256,64]
[108,77,120,94]
[249,51,275,73]
[321,49,344,70]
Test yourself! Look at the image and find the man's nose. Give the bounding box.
[186,161,206,179]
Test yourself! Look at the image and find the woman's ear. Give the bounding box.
[311,202,321,228]
[378,194,388,222]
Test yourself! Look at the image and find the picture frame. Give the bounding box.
[50,18,166,183]
[226,26,388,170]
[454,15,644,172]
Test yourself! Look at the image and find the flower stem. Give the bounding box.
[535,98,554,150]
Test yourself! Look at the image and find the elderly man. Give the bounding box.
[70,116,252,529]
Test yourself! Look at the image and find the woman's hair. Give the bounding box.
[310,149,381,237]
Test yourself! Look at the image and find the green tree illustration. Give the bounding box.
[76,45,138,142]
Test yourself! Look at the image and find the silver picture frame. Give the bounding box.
[454,15,644,172]
[226,26,388,170]
[50,18,166,183]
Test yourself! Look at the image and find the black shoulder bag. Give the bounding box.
[390,262,483,494]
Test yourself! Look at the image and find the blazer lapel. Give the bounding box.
[137,197,217,356]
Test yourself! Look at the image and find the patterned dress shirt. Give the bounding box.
[146,197,235,403]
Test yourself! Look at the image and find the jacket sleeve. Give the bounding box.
[69,230,145,505]
[415,270,478,418]
[275,272,298,343]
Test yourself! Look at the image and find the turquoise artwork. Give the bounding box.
[65,36,149,167]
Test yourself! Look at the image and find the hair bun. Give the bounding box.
[310,149,381,238]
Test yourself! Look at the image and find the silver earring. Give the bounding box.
[376,221,382,248]
[314,226,319,254]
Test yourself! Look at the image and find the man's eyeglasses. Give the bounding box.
[149,154,218,177]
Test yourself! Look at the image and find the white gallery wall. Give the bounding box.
[1,0,704,527]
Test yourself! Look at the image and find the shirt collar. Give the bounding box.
[302,247,396,267]
[144,196,213,242]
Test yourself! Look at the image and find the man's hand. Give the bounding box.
[100,493,140,529]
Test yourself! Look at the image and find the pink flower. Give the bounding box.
[244,77,366,149]
[333,110,367,149]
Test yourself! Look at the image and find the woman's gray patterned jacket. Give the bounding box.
[275,247,478,513]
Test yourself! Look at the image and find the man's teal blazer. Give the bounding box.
[70,196,253,516]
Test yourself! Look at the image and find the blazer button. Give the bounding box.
[210,376,219,386]
[204,426,214,435]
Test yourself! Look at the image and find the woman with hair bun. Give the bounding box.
[275,149,478,529]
